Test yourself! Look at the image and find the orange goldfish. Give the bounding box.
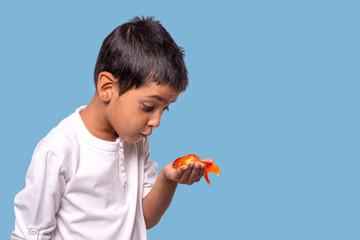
[172,154,220,185]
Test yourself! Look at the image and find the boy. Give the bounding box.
[12,16,212,240]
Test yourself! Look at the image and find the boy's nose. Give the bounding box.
[148,113,162,128]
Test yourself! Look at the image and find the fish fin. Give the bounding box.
[187,154,201,160]
[204,169,211,185]
[207,163,221,176]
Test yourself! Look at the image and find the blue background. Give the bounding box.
[1,0,359,239]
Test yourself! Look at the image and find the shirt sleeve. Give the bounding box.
[12,148,69,240]
[142,138,158,198]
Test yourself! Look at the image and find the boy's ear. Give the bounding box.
[97,72,117,102]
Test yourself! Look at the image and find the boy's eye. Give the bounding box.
[143,104,154,112]
[142,104,169,112]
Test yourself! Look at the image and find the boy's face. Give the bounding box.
[107,81,181,143]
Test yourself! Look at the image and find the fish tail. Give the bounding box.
[204,169,211,185]
[206,163,221,176]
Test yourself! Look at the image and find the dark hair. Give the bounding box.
[94,16,188,95]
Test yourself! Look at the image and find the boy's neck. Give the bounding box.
[80,95,119,142]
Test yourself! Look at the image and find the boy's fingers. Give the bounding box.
[175,162,206,185]
[197,163,206,180]
[201,158,214,164]
[175,165,187,179]
[179,163,194,184]
[188,163,202,183]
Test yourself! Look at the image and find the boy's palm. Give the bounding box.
[163,158,214,185]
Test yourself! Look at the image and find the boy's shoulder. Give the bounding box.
[35,110,79,160]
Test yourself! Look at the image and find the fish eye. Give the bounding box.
[173,163,176,167]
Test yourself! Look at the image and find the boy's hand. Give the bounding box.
[163,158,214,185]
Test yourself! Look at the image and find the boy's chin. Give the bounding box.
[122,134,145,144]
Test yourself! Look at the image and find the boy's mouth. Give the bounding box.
[140,133,151,138]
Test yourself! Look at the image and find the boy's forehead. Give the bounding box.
[146,95,167,102]
[138,82,181,102]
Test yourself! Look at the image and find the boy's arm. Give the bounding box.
[142,159,213,229]
[12,149,68,240]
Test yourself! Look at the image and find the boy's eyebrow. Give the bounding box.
[147,95,177,103]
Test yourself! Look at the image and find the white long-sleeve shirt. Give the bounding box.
[12,106,158,240]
